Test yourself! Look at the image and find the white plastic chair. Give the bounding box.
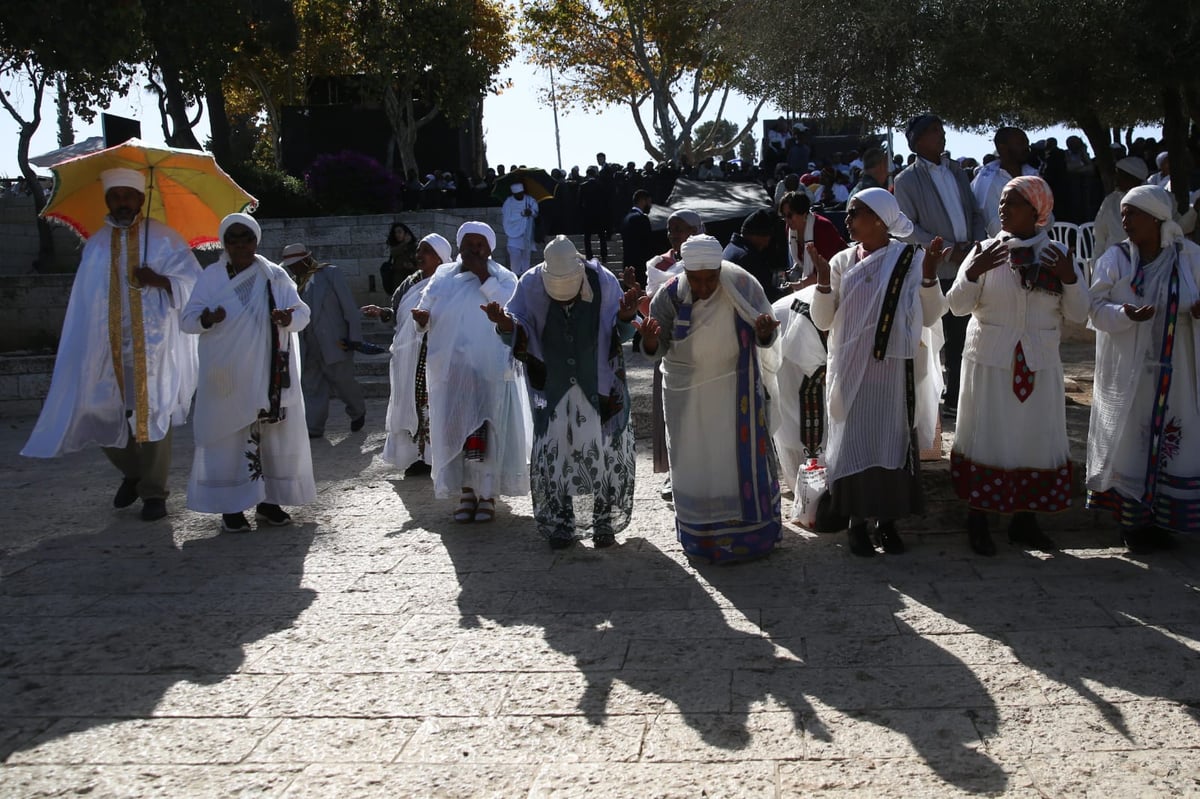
[1049,220,1079,250]
[1077,221,1096,283]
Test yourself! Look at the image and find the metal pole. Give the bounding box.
[549,64,563,171]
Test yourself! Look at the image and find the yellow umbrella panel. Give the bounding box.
[41,138,258,248]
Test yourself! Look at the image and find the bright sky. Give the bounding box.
[0,56,1158,180]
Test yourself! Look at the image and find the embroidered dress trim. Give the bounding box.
[951,452,1072,513]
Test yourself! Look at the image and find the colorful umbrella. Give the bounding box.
[491,168,557,203]
[40,138,257,249]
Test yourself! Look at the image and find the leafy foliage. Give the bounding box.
[225,161,319,219]
[519,0,764,163]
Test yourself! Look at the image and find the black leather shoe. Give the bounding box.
[1008,512,1057,551]
[592,532,616,549]
[1122,526,1155,554]
[967,511,995,556]
[1148,526,1179,550]
[113,478,140,509]
[350,414,366,432]
[255,503,292,526]
[221,512,252,533]
[404,461,432,477]
[140,498,167,521]
[876,520,906,554]
[847,523,876,557]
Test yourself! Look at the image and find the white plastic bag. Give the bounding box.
[792,457,827,529]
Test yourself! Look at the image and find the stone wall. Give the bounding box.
[0,208,508,353]
[0,196,87,275]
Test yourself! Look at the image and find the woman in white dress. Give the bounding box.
[809,189,948,556]
[948,176,1088,555]
[1087,185,1200,552]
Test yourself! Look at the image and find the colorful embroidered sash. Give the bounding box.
[107,220,151,442]
[1142,261,1181,505]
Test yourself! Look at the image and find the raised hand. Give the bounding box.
[805,243,831,288]
[480,301,514,332]
[754,312,781,344]
[637,315,662,354]
[361,304,385,318]
[1123,304,1155,322]
[923,236,955,280]
[1040,245,1077,283]
[964,239,1007,282]
[200,306,226,328]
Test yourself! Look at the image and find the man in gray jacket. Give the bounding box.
[893,114,986,416]
[281,243,367,437]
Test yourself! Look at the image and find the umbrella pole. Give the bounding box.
[142,166,154,272]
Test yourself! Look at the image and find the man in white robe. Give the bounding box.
[971,127,1040,238]
[22,167,201,522]
[411,221,531,522]
[1093,157,1150,257]
[502,182,538,275]
[181,213,316,533]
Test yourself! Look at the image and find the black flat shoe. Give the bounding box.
[1122,526,1155,555]
[1008,512,1057,551]
[847,523,876,557]
[140,498,167,521]
[967,511,995,556]
[876,520,906,554]
[113,478,140,509]
[1148,526,1179,550]
[592,532,617,548]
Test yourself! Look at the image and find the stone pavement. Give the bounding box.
[2,351,1200,797]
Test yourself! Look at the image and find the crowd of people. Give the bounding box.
[21,113,1200,560]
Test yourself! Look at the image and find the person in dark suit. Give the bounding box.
[579,166,614,263]
[620,190,654,286]
[280,243,367,438]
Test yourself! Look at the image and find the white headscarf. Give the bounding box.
[420,233,452,264]
[540,235,588,301]
[455,221,496,251]
[218,212,261,242]
[679,234,723,271]
[853,188,914,239]
[668,209,705,234]
[1121,185,1184,247]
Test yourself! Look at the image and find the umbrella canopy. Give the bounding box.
[40,138,257,249]
[491,168,557,203]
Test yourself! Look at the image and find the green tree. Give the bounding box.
[520,0,765,164]
[693,118,739,162]
[0,0,141,264]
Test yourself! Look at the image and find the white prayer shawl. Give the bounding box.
[414,259,532,499]
[645,251,683,298]
[772,286,828,484]
[811,241,946,484]
[1087,239,1200,491]
[949,232,1090,372]
[181,255,310,446]
[22,219,201,458]
[382,273,432,469]
[786,215,817,278]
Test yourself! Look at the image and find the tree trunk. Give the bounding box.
[158,60,203,150]
[243,66,283,168]
[1078,110,1115,194]
[55,76,74,147]
[205,71,233,166]
[1162,84,1190,215]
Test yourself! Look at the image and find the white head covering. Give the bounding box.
[218,212,261,242]
[853,188,914,239]
[1121,185,1185,247]
[667,208,704,234]
[455,221,496,251]
[419,232,452,264]
[1156,151,1169,169]
[101,168,145,194]
[680,234,724,271]
[510,182,524,195]
[541,235,587,301]
[1115,156,1149,181]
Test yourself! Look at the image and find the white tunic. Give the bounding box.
[1087,240,1200,503]
[414,259,532,499]
[180,256,316,512]
[382,274,432,470]
[811,241,946,484]
[22,219,200,458]
[771,287,828,487]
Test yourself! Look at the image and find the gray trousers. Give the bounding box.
[302,350,366,434]
[102,423,173,500]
